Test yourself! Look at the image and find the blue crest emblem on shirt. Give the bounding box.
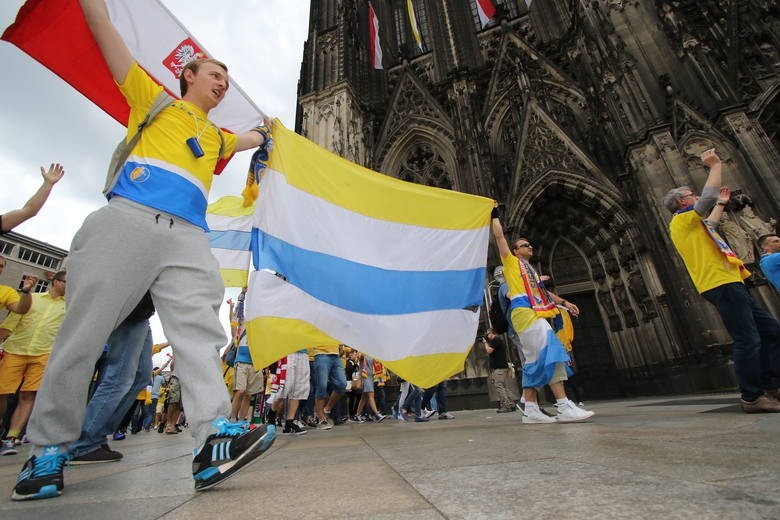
[129,166,150,183]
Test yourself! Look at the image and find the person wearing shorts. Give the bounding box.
[266,350,310,435]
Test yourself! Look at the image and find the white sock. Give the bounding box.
[556,398,568,407]
[525,401,540,412]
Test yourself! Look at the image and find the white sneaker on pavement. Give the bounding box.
[521,407,556,424]
[555,400,595,422]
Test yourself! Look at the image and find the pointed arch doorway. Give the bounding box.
[546,239,623,400]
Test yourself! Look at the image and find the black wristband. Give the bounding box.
[716,202,727,206]
[491,207,500,219]
[20,289,31,294]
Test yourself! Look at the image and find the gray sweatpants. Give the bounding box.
[27,197,231,448]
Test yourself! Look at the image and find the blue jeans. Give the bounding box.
[141,399,158,430]
[702,283,780,401]
[313,354,347,399]
[69,320,152,457]
[403,385,424,416]
[422,382,448,414]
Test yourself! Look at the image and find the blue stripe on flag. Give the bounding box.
[254,230,485,315]
[207,229,252,251]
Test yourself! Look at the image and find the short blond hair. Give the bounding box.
[179,58,228,96]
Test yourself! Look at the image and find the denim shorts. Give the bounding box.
[313,354,347,398]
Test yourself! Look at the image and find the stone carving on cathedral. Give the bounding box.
[597,280,622,332]
[612,278,638,328]
[718,191,776,265]
[625,259,657,321]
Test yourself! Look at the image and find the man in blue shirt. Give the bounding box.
[759,234,780,291]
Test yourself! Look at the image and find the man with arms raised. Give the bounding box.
[663,150,780,413]
[13,0,275,500]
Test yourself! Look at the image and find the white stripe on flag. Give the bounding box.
[247,270,479,361]
[210,248,251,271]
[255,169,488,272]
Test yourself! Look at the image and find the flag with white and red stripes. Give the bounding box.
[476,0,496,28]
[368,1,383,70]
[2,0,265,172]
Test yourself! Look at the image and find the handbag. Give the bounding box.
[351,371,363,391]
[224,344,237,367]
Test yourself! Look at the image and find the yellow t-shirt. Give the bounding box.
[308,344,340,356]
[111,62,238,230]
[0,285,20,312]
[669,210,744,293]
[500,252,526,299]
[1,292,66,356]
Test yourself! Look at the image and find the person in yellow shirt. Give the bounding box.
[491,208,594,424]
[0,257,38,316]
[0,271,66,455]
[664,149,780,413]
[13,0,276,501]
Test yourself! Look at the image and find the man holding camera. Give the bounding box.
[663,149,780,413]
[482,329,515,413]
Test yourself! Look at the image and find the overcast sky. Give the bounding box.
[1,1,311,355]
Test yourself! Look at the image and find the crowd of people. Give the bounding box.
[1,0,779,506]
[219,291,456,434]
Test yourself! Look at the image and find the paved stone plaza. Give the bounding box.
[0,393,778,519]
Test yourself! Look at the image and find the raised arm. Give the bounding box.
[1,164,64,232]
[705,186,731,224]
[5,275,38,315]
[491,204,511,259]
[701,149,722,189]
[692,149,722,215]
[79,0,134,83]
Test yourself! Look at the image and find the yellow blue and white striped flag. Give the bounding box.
[243,121,492,388]
[206,196,254,288]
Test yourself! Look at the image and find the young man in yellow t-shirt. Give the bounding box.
[14,0,276,501]
[490,207,594,424]
[663,149,780,413]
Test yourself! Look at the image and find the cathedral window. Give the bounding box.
[398,143,453,190]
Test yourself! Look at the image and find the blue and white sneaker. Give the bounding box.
[12,445,70,501]
[192,418,276,491]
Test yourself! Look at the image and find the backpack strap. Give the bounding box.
[103,90,176,196]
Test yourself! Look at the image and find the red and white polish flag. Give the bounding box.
[368,1,383,70]
[2,0,264,135]
[476,0,496,28]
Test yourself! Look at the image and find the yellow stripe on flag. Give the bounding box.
[267,121,492,230]
[219,268,249,288]
[246,315,471,387]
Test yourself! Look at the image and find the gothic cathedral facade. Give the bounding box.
[296,0,780,398]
